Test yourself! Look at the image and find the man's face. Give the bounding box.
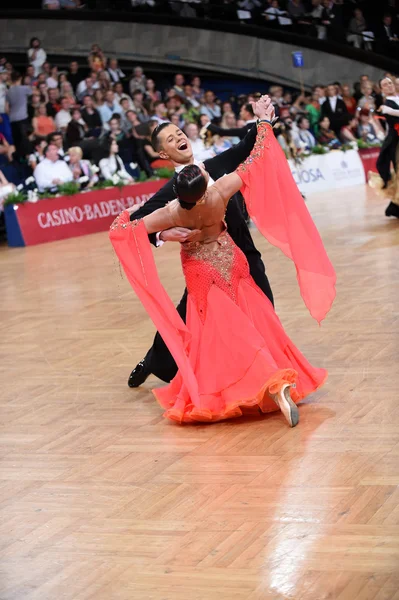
[384,15,392,26]
[110,118,119,132]
[84,96,93,108]
[127,111,138,124]
[327,85,336,97]
[121,99,129,111]
[70,61,78,73]
[46,144,59,162]
[33,39,40,48]
[205,91,214,104]
[184,85,192,97]
[86,78,93,89]
[134,93,143,105]
[381,78,395,96]
[61,98,70,111]
[185,124,198,141]
[158,125,193,164]
[52,135,63,149]
[134,68,143,78]
[175,74,184,87]
[110,59,117,70]
[156,102,166,114]
[27,66,34,78]
[240,105,250,120]
[48,89,58,101]
[106,91,114,104]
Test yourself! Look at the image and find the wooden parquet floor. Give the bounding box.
[0,184,398,600]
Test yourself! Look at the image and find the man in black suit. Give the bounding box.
[375,13,399,58]
[320,83,348,135]
[377,77,399,218]
[128,99,275,387]
[203,102,257,141]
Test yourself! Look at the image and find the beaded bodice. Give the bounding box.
[181,231,250,323]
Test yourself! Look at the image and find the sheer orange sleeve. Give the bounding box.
[236,122,336,323]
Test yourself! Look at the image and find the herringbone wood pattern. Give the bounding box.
[0,185,398,600]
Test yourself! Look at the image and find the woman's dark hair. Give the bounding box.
[30,37,40,48]
[174,164,207,210]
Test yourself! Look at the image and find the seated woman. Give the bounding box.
[67,146,98,189]
[110,100,336,425]
[340,116,359,143]
[357,108,385,144]
[65,108,87,148]
[28,135,46,171]
[317,116,341,148]
[99,139,134,184]
[32,103,56,138]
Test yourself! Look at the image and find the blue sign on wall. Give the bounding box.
[292,51,304,68]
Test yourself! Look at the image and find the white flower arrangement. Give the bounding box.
[78,176,90,184]
[25,176,36,185]
[27,189,39,203]
[17,184,24,191]
[91,165,100,174]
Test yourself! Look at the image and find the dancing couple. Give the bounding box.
[110,96,336,426]
[369,77,399,219]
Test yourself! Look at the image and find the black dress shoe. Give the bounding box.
[128,360,151,388]
[385,202,399,218]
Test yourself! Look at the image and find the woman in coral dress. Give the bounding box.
[110,100,336,426]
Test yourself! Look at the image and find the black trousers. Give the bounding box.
[145,251,274,383]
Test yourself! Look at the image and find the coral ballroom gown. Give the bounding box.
[110,123,336,423]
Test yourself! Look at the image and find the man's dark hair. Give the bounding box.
[47,131,63,143]
[151,121,173,151]
[175,164,207,210]
[244,103,255,117]
[110,113,121,122]
[33,135,46,149]
[297,115,309,127]
[11,71,21,83]
[30,37,39,48]
[132,89,143,98]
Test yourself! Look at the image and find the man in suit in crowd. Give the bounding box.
[128,97,275,387]
[321,83,348,135]
[203,102,258,140]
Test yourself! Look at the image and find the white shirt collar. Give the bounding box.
[386,95,399,104]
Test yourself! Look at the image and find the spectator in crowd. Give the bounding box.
[27,38,47,77]
[0,72,12,144]
[0,168,15,209]
[124,109,141,136]
[55,96,72,131]
[48,130,65,158]
[114,82,134,110]
[81,94,102,136]
[293,115,317,150]
[357,108,385,143]
[191,76,204,102]
[0,133,15,165]
[317,115,341,147]
[132,90,148,123]
[184,122,214,161]
[211,134,232,155]
[172,74,186,99]
[145,79,161,103]
[321,83,348,134]
[375,13,399,57]
[32,103,56,137]
[99,139,134,183]
[88,44,106,73]
[347,8,367,48]
[129,66,147,96]
[97,90,122,125]
[151,101,168,125]
[341,84,357,115]
[76,76,99,102]
[46,66,59,89]
[107,58,125,84]
[357,81,377,110]
[28,135,46,170]
[6,71,31,157]
[200,90,221,122]
[67,146,97,188]
[34,142,73,192]
[65,107,87,148]
[340,115,359,143]
[68,61,81,92]
[221,111,240,144]
[305,89,322,133]
[46,87,61,118]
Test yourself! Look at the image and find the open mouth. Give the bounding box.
[178,141,188,151]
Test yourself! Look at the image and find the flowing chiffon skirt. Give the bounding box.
[154,231,327,423]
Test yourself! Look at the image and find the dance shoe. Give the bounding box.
[385,202,399,218]
[128,360,151,388]
[271,384,299,427]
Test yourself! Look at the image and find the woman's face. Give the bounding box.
[320,117,330,129]
[146,79,155,90]
[225,114,236,127]
[69,150,79,164]
[192,77,200,87]
[59,74,67,83]
[32,93,41,105]
[39,104,47,116]
[222,102,232,113]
